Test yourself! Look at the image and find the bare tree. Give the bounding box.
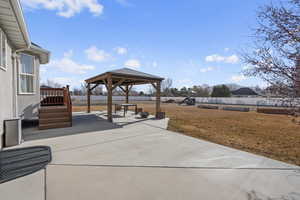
[129,87,139,96]
[41,79,62,88]
[241,0,300,99]
[80,83,88,96]
[161,78,173,96]
[191,85,210,97]
[147,85,155,96]
[72,88,83,96]
[112,87,123,96]
[93,85,103,96]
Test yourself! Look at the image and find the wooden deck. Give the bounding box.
[39,86,72,130]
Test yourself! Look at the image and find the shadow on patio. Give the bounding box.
[23,112,160,141]
[23,113,122,141]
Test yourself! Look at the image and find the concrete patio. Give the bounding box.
[1,111,300,200]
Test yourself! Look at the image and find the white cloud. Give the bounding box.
[63,50,74,57]
[48,50,95,74]
[226,55,239,63]
[152,61,158,67]
[21,0,104,18]
[85,46,111,62]
[124,59,141,69]
[47,77,85,89]
[114,47,127,55]
[200,66,214,73]
[205,54,224,62]
[230,74,247,82]
[50,77,74,85]
[205,54,239,64]
[224,48,230,52]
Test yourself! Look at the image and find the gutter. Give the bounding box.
[9,0,31,48]
[8,0,50,63]
[29,44,51,64]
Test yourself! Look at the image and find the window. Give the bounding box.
[19,54,35,94]
[0,28,7,70]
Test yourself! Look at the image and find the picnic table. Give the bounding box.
[115,103,138,117]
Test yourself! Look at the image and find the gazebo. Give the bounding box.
[85,68,164,122]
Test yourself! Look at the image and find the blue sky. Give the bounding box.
[21,0,271,90]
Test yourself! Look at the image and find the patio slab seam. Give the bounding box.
[47,163,300,171]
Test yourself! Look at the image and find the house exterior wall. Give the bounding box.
[17,57,40,120]
[0,41,13,149]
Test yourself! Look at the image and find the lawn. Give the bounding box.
[73,103,300,166]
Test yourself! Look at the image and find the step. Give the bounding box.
[39,117,70,124]
[39,106,68,113]
[39,122,72,130]
[39,112,70,119]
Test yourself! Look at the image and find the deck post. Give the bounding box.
[125,85,129,103]
[155,81,161,117]
[107,75,113,122]
[87,83,91,113]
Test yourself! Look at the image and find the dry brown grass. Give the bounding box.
[73,103,300,166]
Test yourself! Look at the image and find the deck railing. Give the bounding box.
[40,87,65,106]
[40,86,72,106]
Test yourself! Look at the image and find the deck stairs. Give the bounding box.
[38,86,72,130]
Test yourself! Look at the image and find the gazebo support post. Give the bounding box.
[87,83,91,113]
[125,85,129,103]
[107,75,113,122]
[155,81,161,118]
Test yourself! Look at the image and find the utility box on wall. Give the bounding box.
[4,118,22,147]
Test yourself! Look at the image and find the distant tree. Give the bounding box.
[147,85,155,96]
[129,87,139,96]
[93,85,103,96]
[80,83,88,96]
[41,79,62,88]
[139,91,145,96]
[241,0,300,98]
[253,85,263,95]
[170,88,180,96]
[72,88,82,96]
[179,87,189,97]
[112,87,123,96]
[211,85,231,97]
[191,85,210,97]
[161,78,173,96]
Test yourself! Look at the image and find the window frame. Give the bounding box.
[0,28,7,71]
[18,53,36,95]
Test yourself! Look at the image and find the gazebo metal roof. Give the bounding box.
[85,68,164,85]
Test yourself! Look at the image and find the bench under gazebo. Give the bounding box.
[85,68,164,122]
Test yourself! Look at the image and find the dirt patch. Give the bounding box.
[73,103,300,166]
